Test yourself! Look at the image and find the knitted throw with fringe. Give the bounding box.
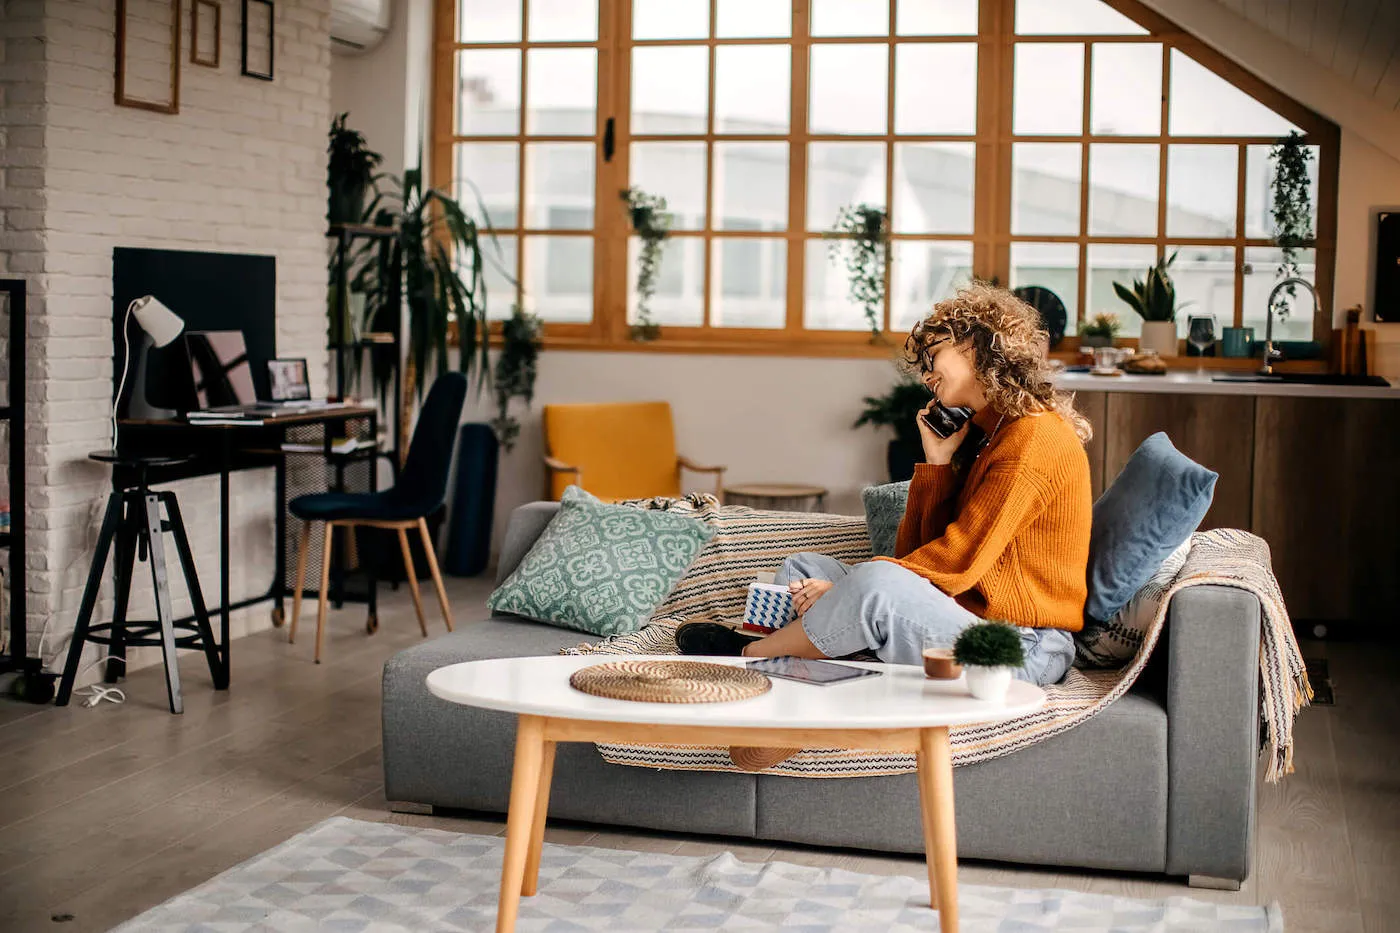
[563,496,1310,782]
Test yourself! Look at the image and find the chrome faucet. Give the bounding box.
[1260,277,1319,375]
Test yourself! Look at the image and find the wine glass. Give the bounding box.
[1186,314,1217,376]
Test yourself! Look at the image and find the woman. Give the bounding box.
[677,284,1092,693]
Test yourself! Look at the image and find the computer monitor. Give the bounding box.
[185,330,258,410]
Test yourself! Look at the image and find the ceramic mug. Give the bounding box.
[1221,326,1255,358]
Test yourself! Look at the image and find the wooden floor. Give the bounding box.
[0,576,1394,933]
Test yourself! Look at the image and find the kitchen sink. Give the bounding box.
[1211,373,1392,387]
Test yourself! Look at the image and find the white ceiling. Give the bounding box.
[1209,0,1400,111]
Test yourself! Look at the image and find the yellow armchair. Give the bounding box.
[542,401,726,502]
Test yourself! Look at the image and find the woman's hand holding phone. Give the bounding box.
[789,578,834,616]
[917,403,971,465]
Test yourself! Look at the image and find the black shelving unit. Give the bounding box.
[0,279,41,689]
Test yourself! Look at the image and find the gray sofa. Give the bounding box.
[383,502,1262,888]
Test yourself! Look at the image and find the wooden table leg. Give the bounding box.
[522,739,557,896]
[918,726,958,932]
[497,715,546,933]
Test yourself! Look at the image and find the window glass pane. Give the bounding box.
[1012,143,1081,235]
[630,142,706,230]
[895,44,977,135]
[455,143,519,229]
[628,237,703,327]
[891,240,974,332]
[715,142,788,231]
[712,238,787,328]
[632,46,708,134]
[894,142,975,234]
[1013,43,1084,135]
[526,49,596,136]
[633,0,708,39]
[524,236,592,322]
[1086,243,1155,337]
[458,0,520,43]
[810,45,889,135]
[1016,0,1148,35]
[808,142,886,232]
[1010,242,1080,326]
[477,235,518,321]
[805,239,877,331]
[457,50,521,135]
[524,143,594,230]
[716,46,790,134]
[811,0,889,36]
[1090,43,1161,135]
[897,0,978,36]
[1167,145,1236,238]
[1244,143,1319,240]
[1169,51,1300,137]
[1243,247,1317,341]
[1088,143,1158,237]
[528,0,597,41]
[1170,246,1235,337]
[717,0,791,37]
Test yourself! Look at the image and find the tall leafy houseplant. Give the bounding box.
[854,372,933,482]
[622,187,670,341]
[327,113,382,225]
[491,305,542,452]
[1270,131,1314,306]
[1112,252,1182,356]
[354,167,492,459]
[827,203,890,341]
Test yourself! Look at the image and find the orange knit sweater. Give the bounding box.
[876,408,1092,632]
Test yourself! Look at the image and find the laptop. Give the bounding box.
[185,332,313,418]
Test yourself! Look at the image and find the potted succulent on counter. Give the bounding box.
[1077,313,1121,349]
[1113,252,1183,357]
[953,621,1026,703]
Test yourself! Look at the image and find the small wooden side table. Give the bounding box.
[723,482,828,512]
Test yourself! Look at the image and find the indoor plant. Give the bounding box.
[622,186,671,342]
[1077,312,1121,349]
[327,113,382,226]
[854,370,933,482]
[491,304,542,452]
[1270,130,1314,306]
[826,203,890,341]
[953,621,1026,703]
[1113,253,1181,356]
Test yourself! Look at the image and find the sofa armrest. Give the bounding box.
[496,501,563,585]
[1164,584,1261,882]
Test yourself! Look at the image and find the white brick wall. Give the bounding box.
[0,0,332,680]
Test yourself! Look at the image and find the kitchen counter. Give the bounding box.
[1055,369,1399,400]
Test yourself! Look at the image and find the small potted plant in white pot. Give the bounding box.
[952,621,1025,703]
[1113,252,1182,357]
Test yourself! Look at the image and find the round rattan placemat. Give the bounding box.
[569,660,771,704]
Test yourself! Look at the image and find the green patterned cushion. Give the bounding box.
[486,486,716,636]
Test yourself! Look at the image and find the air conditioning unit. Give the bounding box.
[331,0,391,55]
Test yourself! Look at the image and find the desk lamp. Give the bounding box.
[112,295,184,451]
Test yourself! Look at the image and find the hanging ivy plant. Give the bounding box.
[1269,130,1315,309]
[826,203,889,341]
[621,186,671,341]
[490,304,542,452]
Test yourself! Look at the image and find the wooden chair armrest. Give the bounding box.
[678,456,726,474]
[543,456,581,476]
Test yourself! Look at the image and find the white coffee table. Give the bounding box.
[427,655,1046,933]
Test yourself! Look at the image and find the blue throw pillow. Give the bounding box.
[1086,433,1217,623]
[861,481,910,557]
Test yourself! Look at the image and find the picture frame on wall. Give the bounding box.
[115,0,181,114]
[191,0,221,68]
[241,0,274,81]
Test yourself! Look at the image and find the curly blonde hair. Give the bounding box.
[905,282,1092,443]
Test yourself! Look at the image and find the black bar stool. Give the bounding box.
[55,451,226,714]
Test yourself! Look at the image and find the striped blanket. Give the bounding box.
[565,496,1310,783]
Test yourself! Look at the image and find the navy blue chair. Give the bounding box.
[289,372,468,662]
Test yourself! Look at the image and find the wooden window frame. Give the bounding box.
[432,0,1340,362]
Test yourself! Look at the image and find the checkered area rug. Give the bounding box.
[110,817,1282,932]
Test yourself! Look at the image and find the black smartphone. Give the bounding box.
[920,400,975,438]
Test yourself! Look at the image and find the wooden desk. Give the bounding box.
[117,404,379,680]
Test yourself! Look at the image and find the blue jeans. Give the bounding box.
[775,553,1075,687]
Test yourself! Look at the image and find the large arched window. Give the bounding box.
[433,0,1337,356]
